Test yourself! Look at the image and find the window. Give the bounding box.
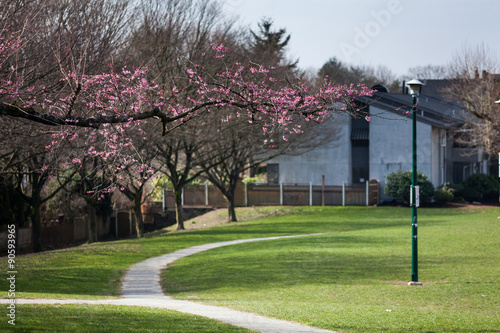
[351,115,369,183]
[267,164,279,184]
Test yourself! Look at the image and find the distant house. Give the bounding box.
[265,80,490,201]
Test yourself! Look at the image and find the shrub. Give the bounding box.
[242,175,267,184]
[385,169,435,203]
[434,188,454,203]
[457,173,500,202]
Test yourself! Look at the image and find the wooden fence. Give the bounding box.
[1,180,379,252]
[1,214,115,253]
[159,180,380,210]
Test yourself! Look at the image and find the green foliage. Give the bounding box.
[384,169,435,202]
[434,188,455,203]
[249,18,294,66]
[151,175,210,201]
[319,57,399,92]
[242,175,266,184]
[151,175,172,201]
[456,173,500,202]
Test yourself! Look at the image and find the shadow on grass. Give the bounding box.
[15,267,123,297]
[163,233,411,294]
[4,207,480,299]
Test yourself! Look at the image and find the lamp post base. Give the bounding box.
[408,281,423,286]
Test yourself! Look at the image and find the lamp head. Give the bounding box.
[406,79,424,96]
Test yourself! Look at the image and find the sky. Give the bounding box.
[224,0,500,78]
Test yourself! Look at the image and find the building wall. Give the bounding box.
[266,107,444,202]
[267,114,351,185]
[369,106,434,200]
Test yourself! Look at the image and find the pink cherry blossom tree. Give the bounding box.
[1,38,373,171]
[0,1,373,250]
[0,0,135,250]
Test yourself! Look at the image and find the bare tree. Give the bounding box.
[115,123,159,237]
[151,119,213,230]
[446,43,500,156]
[406,64,451,80]
[200,112,270,222]
[70,157,114,243]
[5,137,76,251]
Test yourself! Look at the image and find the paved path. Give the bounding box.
[3,234,340,333]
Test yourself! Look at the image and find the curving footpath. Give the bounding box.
[3,234,340,333]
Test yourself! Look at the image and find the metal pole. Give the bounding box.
[411,93,419,283]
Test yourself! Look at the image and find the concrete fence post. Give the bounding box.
[366,180,369,206]
[244,180,248,207]
[280,182,283,206]
[205,181,209,206]
[309,182,313,206]
[342,182,346,207]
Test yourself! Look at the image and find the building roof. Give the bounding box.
[357,80,468,129]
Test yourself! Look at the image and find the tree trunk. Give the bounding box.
[88,206,98,243]
[31,196,43,253]
[227,173,239,222]
[174,188,185,230]
[226,194,238,222]
[133,199,144,237]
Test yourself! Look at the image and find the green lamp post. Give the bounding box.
[406,79,424,285]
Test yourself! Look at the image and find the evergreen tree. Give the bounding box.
[249,18,297,68]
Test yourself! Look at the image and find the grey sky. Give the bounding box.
[224,0,499,77]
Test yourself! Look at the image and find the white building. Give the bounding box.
[266,81,489,201]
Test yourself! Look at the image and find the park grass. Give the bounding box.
[0,206,498,332]
[0,304,255,332]
[162,207,500,333]
[1,206,409,300]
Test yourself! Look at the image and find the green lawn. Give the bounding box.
[1,206,499,332]
[0,304,255,332]
[162,207,500,333]
[2,206,408,300]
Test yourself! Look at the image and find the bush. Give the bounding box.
[457,173,500,202]
[434,188,455,203]
[385,170,435,203]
